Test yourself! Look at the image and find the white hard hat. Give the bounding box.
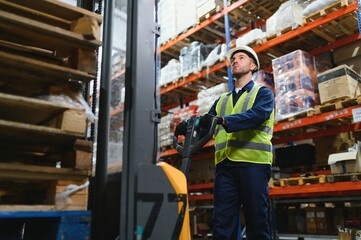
[225,44,260,70]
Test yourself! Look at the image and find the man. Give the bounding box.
[202,45,274,239]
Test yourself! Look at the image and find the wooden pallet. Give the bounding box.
[0,118,93,172]
[275,95,361,124]
[0,0,102,38]
[0,136,92,173]
[267,26,298,41]
[303,0,349,24]
[0,178,89,211]
[314,96,361,114]
[196,4,222,24]
[0,0,102,83]
[0,92,87,136]
[270,175,326,188]
[275,108,315,124]
[326,173,361,183]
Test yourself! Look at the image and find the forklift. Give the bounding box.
[135,116,217,239]
[91,0,219,239]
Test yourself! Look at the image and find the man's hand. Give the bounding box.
[199,114,223,128]
[175,121,187,136]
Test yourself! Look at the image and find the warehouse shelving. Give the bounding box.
[160,103,361,158]
[160,2,360,110]
[159,0,361,238]
[187,180,361,201]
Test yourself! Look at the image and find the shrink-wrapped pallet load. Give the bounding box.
[236,29,267,46]
[159,59,181,87]
[159,114,175,148]
[253,70,275,95]
[266,0,304,37]
[197,83,228,115]
[272,50,323,121]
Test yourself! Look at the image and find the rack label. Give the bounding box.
[352,107,361,122]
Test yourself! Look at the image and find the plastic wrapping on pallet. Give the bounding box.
[158,0,197,44]
[158,0,177,44]
[180,41,203,76]
[302,0,339,16]
[266,0,304,37]
[159,59,181,87]
[202,44,227,67]
[236,28,267,46]
[197,83,228,115]
[173,105,199,127]
[176,0,197,34]
[272,50,321,121]
[252,70,275,95]
[180,42,217,76]
[159,114,174,148]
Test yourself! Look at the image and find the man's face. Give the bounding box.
[230,52,256,76]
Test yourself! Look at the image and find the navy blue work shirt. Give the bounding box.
[208,80,274,133]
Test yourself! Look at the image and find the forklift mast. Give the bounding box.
[120,0,160,239]
[94,0,217,238]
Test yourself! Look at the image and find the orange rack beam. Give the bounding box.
[189,193,213,201]
[188,182,213,191]
[273,123,361,145]
[187,181,361,201]
[253,2,358,53]
[160,61,227,95]
[269,181,361,199]
[274,105,360,132]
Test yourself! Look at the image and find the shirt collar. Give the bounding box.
[232,80,254,94]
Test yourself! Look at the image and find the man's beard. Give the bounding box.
[232,71,244,78]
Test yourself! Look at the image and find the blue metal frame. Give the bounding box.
[0,210,91,218]
[0,211,91,240]
[223,0,234,91]
[357,0,361,38]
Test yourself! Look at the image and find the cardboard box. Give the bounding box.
[306,207,317,234]
[316,207,332,234]
[328,143,361,174]
[317,65,361,104]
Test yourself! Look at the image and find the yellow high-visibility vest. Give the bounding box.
[214,84,274,165]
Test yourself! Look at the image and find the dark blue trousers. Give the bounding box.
[212,161,272,240]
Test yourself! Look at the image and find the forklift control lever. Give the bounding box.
[173,116,217,176]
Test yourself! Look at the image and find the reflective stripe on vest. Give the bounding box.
[214,92,231,136]
[215,140,272,152]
